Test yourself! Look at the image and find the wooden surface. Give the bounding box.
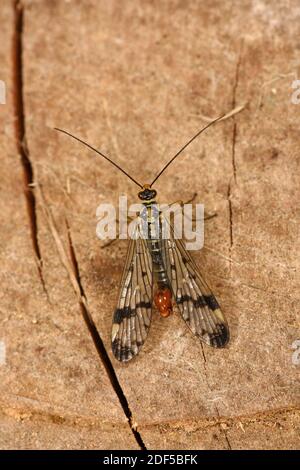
[0,0,299,449]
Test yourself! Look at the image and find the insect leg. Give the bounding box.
[162,195,217,222]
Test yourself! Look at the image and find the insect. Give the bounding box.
[55,115,229,362]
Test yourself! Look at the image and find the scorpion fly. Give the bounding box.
[55,115,229,362]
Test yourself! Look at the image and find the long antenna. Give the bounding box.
[150,113,225,187]
[54,128,143,189]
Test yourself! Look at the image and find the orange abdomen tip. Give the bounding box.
[154,287,173,318]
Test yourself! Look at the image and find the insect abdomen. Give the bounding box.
[148,233,173,317]
[154,287,172,318]
[144,202,173,318]
[148,239,168,284]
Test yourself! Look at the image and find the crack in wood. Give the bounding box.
[231,45,242,184]
[227,181,234,269]
[227,45,243,275]
[66,220,147,450]
[35,184,146,449]
[215,406,232,450]
[1,392,298,434]
[12,0,48,298]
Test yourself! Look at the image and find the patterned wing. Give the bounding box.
[160,215,229,348]
[111,233,153,362]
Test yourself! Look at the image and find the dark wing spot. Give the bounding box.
[113,301,151,324]
[194,296,207,308]
[137,301,152,309]
[209,324,229,348]
[176,294,190,304]
[204,295,220,311]
[113,308,124,324]
[113,307,133,323]
[176,294,219,310]
[112,338,134,362]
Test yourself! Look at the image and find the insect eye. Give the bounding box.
[138,188,157,200]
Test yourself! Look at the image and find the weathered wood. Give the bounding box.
[0,0,299,449]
